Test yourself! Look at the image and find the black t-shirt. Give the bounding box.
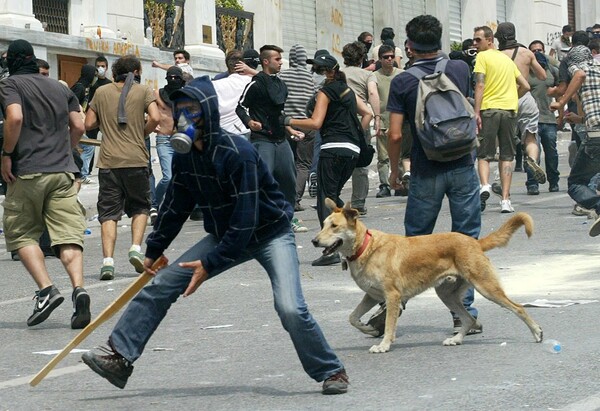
[0,74,80,175]
[319,80,361,158]
[387,56,474,175]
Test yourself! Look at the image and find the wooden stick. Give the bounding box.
[79,138,101,146]
[29,255,169,387]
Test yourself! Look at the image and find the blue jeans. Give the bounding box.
[251,139,297,207]
[310,130,322,175]
[404,165,481,318]
[154,135,174,209]
[110,230,344,381]
[525,123,559,187]
[568,135,600,213]
[80,143,95,178]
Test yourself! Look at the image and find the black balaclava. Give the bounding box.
[160,66,185,106]
[7,39,38,76]
[495,22,526,51]
[78,64,97,87]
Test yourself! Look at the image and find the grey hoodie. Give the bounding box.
[279,44,315,119]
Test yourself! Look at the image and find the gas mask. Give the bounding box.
[171,107,203,153]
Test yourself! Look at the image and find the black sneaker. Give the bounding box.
[524,156,547,184]
[82,344,134,389]
[526,185,540,195]
[71,287,91,329]
[308,172,318,198]
[549,183,559,192]
[149,208,158,225]
[322,369,349,395]
[491,182,502,197]
[366,302,403,337]
[376,184,391,198]
[311,253,341,266]
[27,285,64,326]
[452,318,483,335]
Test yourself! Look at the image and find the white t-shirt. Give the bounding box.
[212,73,251,134]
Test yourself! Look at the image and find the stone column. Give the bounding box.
[0,0,43,31]
[184,0,224,60]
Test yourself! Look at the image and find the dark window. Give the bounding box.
[568,0,576,30]
[33,0,69,34]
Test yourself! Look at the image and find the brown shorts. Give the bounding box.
[97,167,151,223]
[2,173,85,252]
[477,109,518,161]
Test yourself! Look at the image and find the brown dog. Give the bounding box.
[311,199,543,353]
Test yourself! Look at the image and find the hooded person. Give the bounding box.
[279,44,316,215]
[71,64,98,109]
[160,65,185,107]
[81,75,350,395]
[495,22,527,51]
[6,39,38,76]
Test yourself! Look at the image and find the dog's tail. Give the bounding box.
[478,212,533,252]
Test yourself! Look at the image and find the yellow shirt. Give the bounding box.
[474,49,521,111]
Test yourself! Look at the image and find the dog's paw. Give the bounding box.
[443,336,463,346]
[369,342,391,353]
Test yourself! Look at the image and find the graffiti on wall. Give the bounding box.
[546,31,562,46]
[330,0,344,55]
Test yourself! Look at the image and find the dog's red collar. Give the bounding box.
[347,230,372,262]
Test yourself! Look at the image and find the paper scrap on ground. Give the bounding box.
[33,349,89,355]
[522,299,599,308]
[200,324,233,330]
[152,347,174,351]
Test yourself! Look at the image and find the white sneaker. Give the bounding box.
[500,199,514,213]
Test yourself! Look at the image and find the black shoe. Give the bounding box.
[308,172,318,198]
[514,165,523,172]
[376,184,391,198]
[27,285,64,327]
[294,203,305,212]
[491,182,502,197]
[549,183,559,192]
[11,251,19,261]
[189,207,203,221]
[452,318,483,335]
[71,287,91,329]
[354,207,367,216]
[526,185,540,195]
[82,344,134,389]
[322,369,349,395]
[311,253,341,266]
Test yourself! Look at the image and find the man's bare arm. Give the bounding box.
[144,101,160,136]
[68,111,85,148]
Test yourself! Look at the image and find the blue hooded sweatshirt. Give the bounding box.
[145,76,293,275]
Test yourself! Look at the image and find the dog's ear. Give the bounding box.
[325,198,340,212]
[342,204,359,222]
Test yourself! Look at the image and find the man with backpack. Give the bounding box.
[379,14,482,336]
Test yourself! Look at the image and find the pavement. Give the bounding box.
[2,133,600,410]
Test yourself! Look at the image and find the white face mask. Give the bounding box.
[97,66,106,78]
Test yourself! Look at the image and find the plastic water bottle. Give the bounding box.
[84,228,92,235]
[542,339,562,353]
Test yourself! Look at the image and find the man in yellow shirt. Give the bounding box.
[473,26,530,213]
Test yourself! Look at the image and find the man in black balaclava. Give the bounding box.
[496,22,549,195]
[71,64,97,109]
[149,65,185,223]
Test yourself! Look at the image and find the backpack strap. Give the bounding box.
[511,47,519,61]
[407,58,449,80]
[434,58,449,73]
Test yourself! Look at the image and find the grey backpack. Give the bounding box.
[407,59,477,162]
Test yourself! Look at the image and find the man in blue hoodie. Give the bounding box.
[81,76,349,395]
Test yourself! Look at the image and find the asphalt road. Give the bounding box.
[1,134,600,410]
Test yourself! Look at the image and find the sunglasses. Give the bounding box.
[381,55,395,60]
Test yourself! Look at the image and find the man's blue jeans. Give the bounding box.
[154,135,175,209]
[110,230,344,382]
[525,123,559,188]
[80,144,95,178]
[404,165,481,318]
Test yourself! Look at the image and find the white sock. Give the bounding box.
[403,171,411,178]
[103,257,114,266]
[129,244,142,253]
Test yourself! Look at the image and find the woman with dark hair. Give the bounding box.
[284,54,372,266]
